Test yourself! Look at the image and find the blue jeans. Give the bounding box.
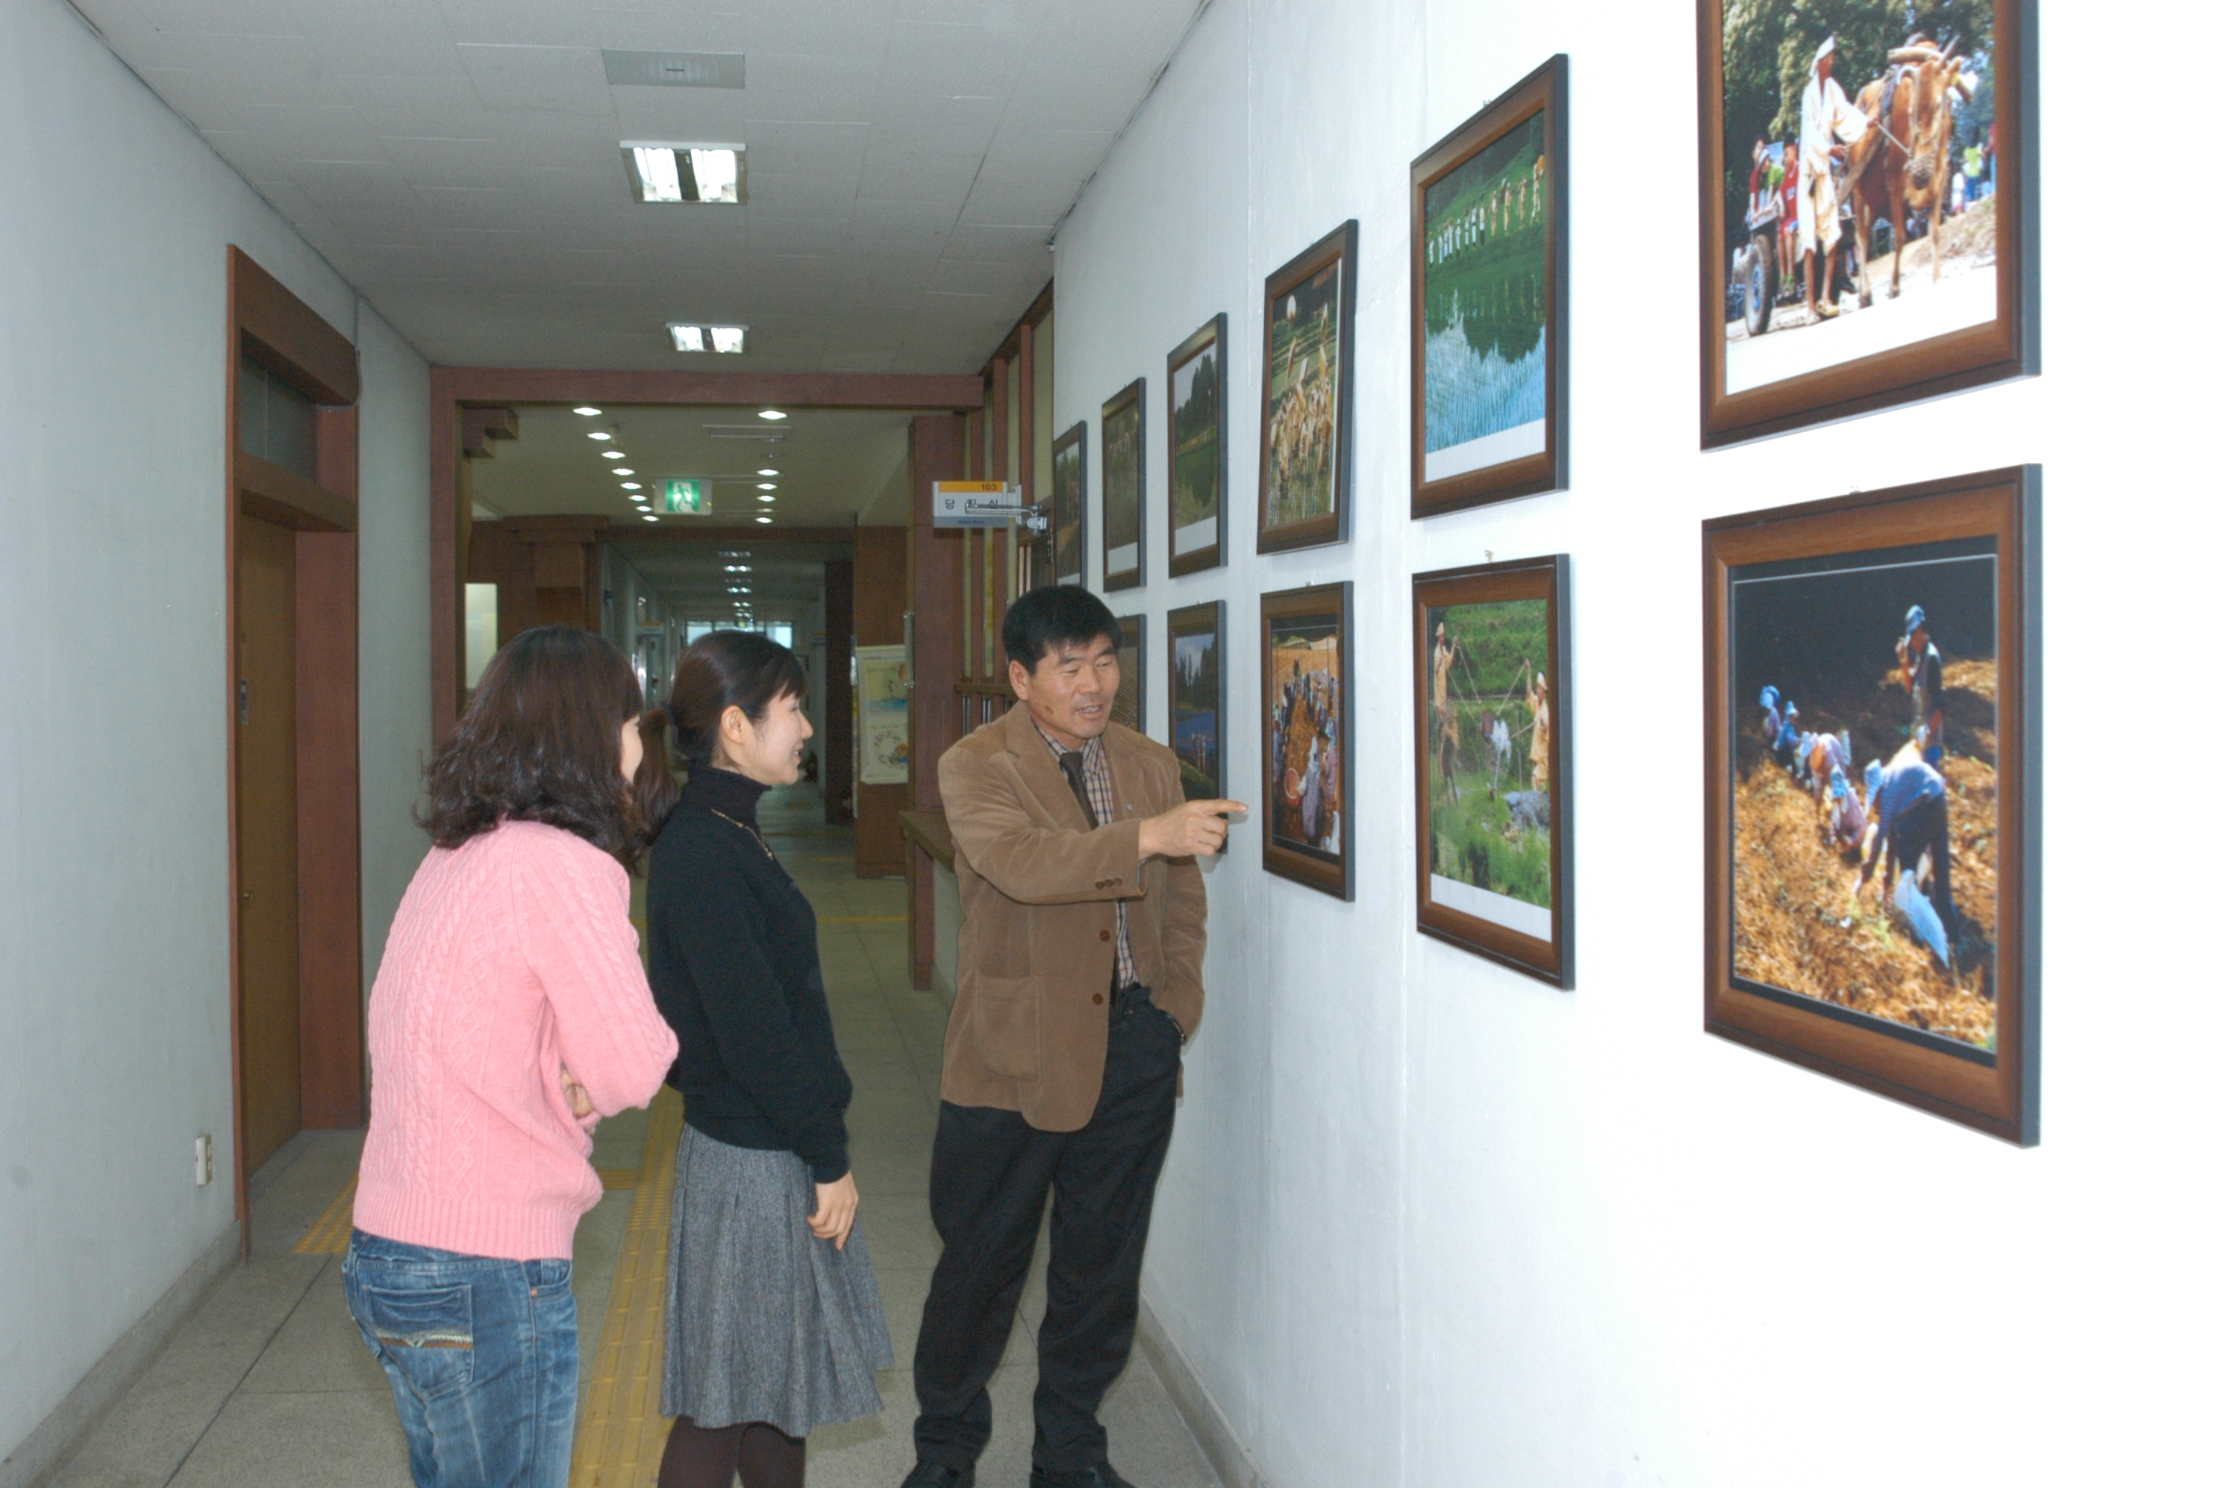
[343,1230,578,1488]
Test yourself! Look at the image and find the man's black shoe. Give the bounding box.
[899,1463,975,1488]
[1027,1466,1138,1488]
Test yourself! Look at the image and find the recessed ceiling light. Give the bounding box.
[755,481,776,491]
[622,142,744,204]
[709,326,745,354]
[588,431,612,441]
[755,515,772,524]
[670,323,745,353]
[757,409,786,421]
[756,468,779,477]
[642,514,658,522]
[603,451,625,460]
[670,324,705,352]
[613,467,634,475]
[758,494,775,504]
[573,406,602,416]
[620,482,641,490]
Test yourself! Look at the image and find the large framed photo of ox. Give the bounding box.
[1102,380,1146,591]
[1411,55,1568,517]
[1167,601,1225,802]
[1257,222,1357,554]
[1167,315,1227,576]
[1698,0,2037,447]
[1111,612,1146,733]
[1260,583,1353,900]
[1412,557,1573,987]
[1704,466,2040,1144]
[1051,421,1087,586]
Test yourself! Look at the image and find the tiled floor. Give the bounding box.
[44,785,1217,1488]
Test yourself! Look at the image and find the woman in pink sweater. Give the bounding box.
[346,625,679,1488]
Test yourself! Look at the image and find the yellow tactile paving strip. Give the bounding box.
[570,1086,684,1488]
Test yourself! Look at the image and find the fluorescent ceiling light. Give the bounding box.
[613,467,634,475]
[573,406,602,416]
[757,409,786,421]
[758,494,775,504]
[620,482,641,490]
[670,325,705,352]
[622,142,745,204]
[670,324,745,354]
[588,431,612,441]
[709,325,745,354]
[755,515,772,524]
[603,451,624,460]
[755,482,776,490]
[642,514,658,522]
[757,468,779,476]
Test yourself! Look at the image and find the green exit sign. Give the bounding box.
[660,477,711,514]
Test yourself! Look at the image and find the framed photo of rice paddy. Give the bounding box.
[1112,612,1146,733]
[1167,601,1225,804]
[1102,380,1147,591]
[1412,556,1573,987]
[1167,315,1227,577]
[1256,221,1357,554]
[1260,582,1353,900]
[1051,421,1087,586]
[1703,466,2040,1144]
[1697,0,2038,447]
[1411,55,1568,517]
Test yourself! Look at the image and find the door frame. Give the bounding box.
[226,247,363,1250]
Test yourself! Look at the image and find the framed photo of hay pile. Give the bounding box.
[1411,55,1568,516]
[1257,222,1358,554]
[1697,0,2037,446]
[1051,421,1086,586]
[1102,379,1146,591]
[1412,556,1573,987]
[1703,466,2040,1143]
[1167,315,1227,577]
[1260,582,1353,899]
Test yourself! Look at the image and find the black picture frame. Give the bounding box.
[1260,582,1353,899]
[1167,600,1225,804]
[1167,315,1227,577]
[1051,420,1086,586]
[1256,221,1358,554]
[1112,612,1146,733]
[1101,380,1147,591]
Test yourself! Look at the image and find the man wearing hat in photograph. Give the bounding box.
[1796,35,1867,320]
[1895,604,1947,765]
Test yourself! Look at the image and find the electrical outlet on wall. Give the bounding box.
[194,1133,214,1187]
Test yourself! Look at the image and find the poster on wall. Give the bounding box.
[1102,380,1146,591]
[855,643,910,786]
[1411,55,1568,516]
[1703,467,2039,1144]
[1257,221,1357,554]
[1051,421,1086,586]
[1260,583,1353,900]
[1698,0,2037,446]
[1167,601,1225,803]
[1412,557,1573,987]
[1167,315,1227,576]
[1111,613,1145,733]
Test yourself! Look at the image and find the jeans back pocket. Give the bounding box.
[351,1280,476,1400]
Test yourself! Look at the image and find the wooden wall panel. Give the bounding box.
[854,527,909,878]
[907,414,967,987]
[824,558,855,825]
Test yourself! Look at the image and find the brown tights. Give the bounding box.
[656,1417,806,1488]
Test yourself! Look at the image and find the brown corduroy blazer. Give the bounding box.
[935,703,1208,1132]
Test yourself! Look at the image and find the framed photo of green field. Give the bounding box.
[1704,466,2040,1143]
[1260,582,1353,900]
[1257,222,1357,554]
[1411,55,1568,517]
[1051,421,1086,586]
[1167,601,1224,803]
[1167,315,1227,576]
[1698,0,2038,447]
[1412,556,1573,986]
[1112,612,1146,733]
[1102,380,1147,591]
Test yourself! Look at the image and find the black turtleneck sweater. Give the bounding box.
[645,766,852,1181]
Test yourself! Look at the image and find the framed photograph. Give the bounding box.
[1051,421,1086,586]
[1101,380,1147,590]
[1257,222,1358,554]
[1412,557,1573,987]
[1167,316,1227,576]
[1704,466,2039,1144]
[1260,583,1353,900]
[1411,55,1568,517]
[1698,0,2037,447]
[1112,613,1146,733]
[1167,601,1225,802]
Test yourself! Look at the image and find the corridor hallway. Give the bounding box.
[44,788,1217,1488]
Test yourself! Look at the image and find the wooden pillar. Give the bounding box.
[908,413,967,989]
[503,515,606,632]
[824,557,855,825]
[853,528,909,877]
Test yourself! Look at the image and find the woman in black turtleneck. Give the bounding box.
[636,631,891,1488]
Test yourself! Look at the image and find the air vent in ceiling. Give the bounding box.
[601,50,747,89]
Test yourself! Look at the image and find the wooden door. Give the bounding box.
[236,515,301,1175]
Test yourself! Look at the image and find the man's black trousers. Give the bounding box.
[912,996,1181,1474]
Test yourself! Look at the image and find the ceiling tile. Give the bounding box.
[139,0,306,35]
[458,43,615,116]
[380,134,511,186]
[434,0,600,48]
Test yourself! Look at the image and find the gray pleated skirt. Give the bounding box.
[661,1126,894,1435]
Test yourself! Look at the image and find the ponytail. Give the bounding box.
[633,704,680,844]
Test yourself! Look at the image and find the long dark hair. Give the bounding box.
[636,630,809,838]
[420,625,646,864]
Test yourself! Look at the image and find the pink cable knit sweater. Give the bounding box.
[354,820,679,1261]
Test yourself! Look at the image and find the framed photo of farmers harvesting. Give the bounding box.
[1167,315,1227,576]
[1257,221,1357,554]
[1412,557,1573,987]
[1112,612,1146,733]
[1260,583,1353,900]
[1102,379,1147,591]
[1051,421,1087,586]
[1703,466,2040,1144]
[1167,601,1225,803]
[1411,55,1568,517]
[1697,0,2037,447]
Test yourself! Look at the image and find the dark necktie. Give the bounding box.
[1057,751,1100,829]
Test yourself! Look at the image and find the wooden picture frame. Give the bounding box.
[1411,55,1568,517]
[1167,600,1225,804]
[1051,420,1086,585]
[1704,466,2040,1143]
[1112,612,1146,733]
[1101,380,1147,591]
[1698,0,2037,447]
[1260,582,1353,899]
[1412,556,1573,986]
[1166,315,1228,576]
[1256,222,1358,554]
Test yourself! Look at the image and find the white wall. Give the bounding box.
[0,0,429,1459]
[1055,3,2236,1484]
